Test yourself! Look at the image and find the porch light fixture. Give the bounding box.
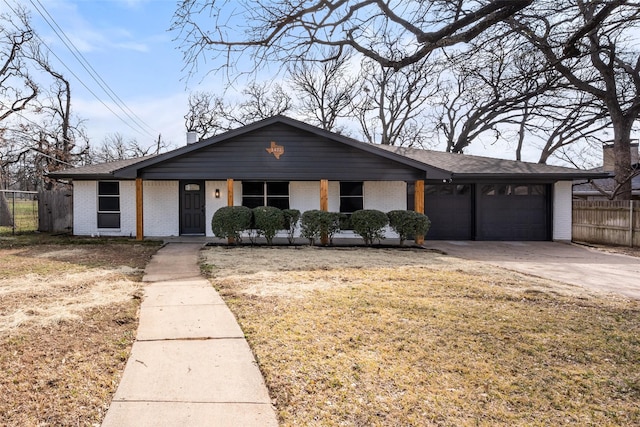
[215,189,220,198]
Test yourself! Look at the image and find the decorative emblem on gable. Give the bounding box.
[266,141,285,159]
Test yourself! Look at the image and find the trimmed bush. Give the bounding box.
[253,206,284,245]
[320,211,343,245]
[387,210,431,246]
[300,210,342,245]
[282,209,301,244]
[350,209,389,246]
[300,210,323,245]
[211,206,252,243]
[413,212,431,241]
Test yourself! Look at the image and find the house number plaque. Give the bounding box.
[266,141,285,159]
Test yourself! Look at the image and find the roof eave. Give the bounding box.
[451,172,611,180]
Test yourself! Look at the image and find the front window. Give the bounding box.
[242,181,290,209]
[339,182,363,213]
[97,181,120,228]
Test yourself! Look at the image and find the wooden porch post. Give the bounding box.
[320,179,329,245]
[414,180,425,245]
[135,178,143,241]
[227,178,234,244]
[320,179,329,211]
[227,178,234,206]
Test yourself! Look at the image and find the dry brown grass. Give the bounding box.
[202,246,640,427]
[0,237,160,426]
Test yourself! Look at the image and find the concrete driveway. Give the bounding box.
[423,241,640,300]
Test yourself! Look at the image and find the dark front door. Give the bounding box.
[180,180,205,235]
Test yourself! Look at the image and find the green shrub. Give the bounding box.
[320,211,343,245]
[300,210,322,245]
[350,209,389,246]
[413,212,431,241]
[211,206,252,243]
[253,206,284,245]
[387,210,431,246]
[282,209,301,244]
[300,210,342,245]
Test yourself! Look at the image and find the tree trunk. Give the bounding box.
[611,114,634,200]
[0,193,13,227]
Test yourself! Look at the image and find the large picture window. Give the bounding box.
[242,181,290,209]
[97,181,120,228]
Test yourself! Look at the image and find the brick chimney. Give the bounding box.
[603,142,639,172]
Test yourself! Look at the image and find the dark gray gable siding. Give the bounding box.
[136,123,427,181]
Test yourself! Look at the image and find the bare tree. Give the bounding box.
[236,82,291,123]
[0,7,38,124]
[288,51,356,132]
[91,133,168,163]
[354,57,438,147]
[434,39,561,156]
[172,0,534,78]
[0,5,39,224]
[525,92,610,165]
[185,91,225,140]
[510,0,640,199]
[183,82,291,136]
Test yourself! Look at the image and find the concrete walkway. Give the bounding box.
[102,243,278,427]
[423,241,640,300]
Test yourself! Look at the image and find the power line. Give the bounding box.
[1,0,156,139]
[29,0,157,137]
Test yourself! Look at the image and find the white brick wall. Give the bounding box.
[72,181,97,236]
[118,181,137,237]
[364,181,407,211]
[143,181,179,237]
[553,180,573,241]
[205,181,229,237]
[73,180,136,237]
[327,181,340,212]
[290,182,320,212]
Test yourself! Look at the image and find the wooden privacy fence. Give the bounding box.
[38,189,73,233]
[573,200,640,247]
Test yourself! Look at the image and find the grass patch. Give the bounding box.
[202,246,640,426]
[0,199,38,235]
[0,238,160,425]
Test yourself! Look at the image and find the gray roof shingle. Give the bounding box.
[375,145,604,177]
[49,156,155,179]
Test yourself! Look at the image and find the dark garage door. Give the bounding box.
[424,184,473,240]
[477,184,549,241]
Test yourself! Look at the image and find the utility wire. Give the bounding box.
[30,0,157,137]
[1,0,155,139]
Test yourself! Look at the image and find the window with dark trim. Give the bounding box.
[242,181,290,209]
[339,182,363,213]
[97,181,120,228]
[481,184,547,197]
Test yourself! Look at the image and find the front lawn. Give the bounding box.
[202,246,640,426]
[0,235,160,425]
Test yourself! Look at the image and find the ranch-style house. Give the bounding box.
[49,116,607,242]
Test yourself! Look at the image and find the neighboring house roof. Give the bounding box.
[573,165,640,197]
[49,115,608,181]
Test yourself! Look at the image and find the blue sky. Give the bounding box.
[7,0,634,167]
[22,0,202,148]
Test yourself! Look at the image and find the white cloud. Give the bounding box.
[74,91,189,148]
[36,0,151,53]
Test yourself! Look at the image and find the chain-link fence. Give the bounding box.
[0,190,39,235]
